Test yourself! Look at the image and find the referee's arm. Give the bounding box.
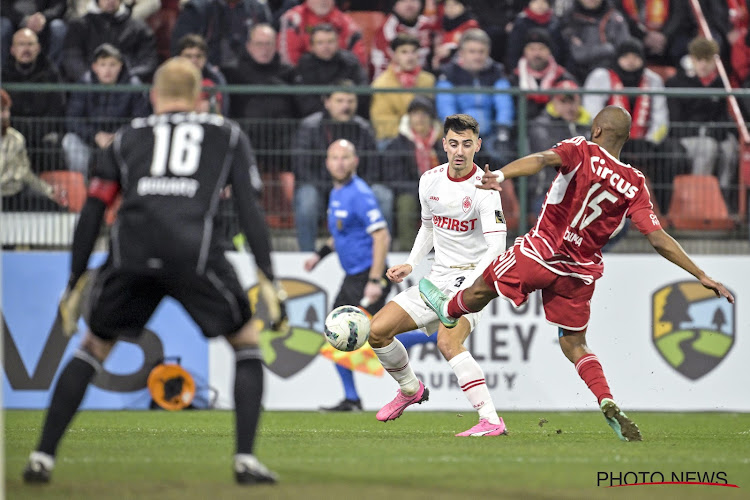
[368,227,390,281]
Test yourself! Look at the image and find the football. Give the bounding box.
[324,305,370,352]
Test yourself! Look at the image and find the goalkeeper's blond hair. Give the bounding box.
[152,57,201,104]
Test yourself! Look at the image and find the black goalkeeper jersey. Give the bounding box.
[92,112,272,277]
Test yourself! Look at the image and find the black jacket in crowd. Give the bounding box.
[61,4,157,82]
[665,68,733,141]
[295,49,369,118]
[65,67,150,144]
[223,51,299,169]
[291,110,378,186]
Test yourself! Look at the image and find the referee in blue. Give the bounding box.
[304,139,391,411]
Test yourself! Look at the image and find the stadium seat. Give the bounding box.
[263,172,295,229]
[667,175,734,230]
[40,171,86,212]
[499,179,519,231]
[348,10,386,68]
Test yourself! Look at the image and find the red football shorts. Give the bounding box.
[482,245,595,331]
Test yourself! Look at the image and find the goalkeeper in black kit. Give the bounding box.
[23,57,285,486]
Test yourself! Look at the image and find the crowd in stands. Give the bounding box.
[2,0,749,249]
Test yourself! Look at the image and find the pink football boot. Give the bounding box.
[376,382,429,421]
[455,418,508,437]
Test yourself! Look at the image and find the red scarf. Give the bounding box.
[413,127,439,175]
[523,7,552,25]
[607,69,650,139]
[620,0,669,30]
[699,68,719,87]
[515,56,565,104]
[393,66,422,88]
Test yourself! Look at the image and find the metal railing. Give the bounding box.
[2,83,749,252]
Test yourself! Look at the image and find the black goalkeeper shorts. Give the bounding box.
[87,257,251,341]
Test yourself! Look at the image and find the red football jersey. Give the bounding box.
[518,136,662,283]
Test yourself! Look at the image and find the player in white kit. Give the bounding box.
[368,114,509,436]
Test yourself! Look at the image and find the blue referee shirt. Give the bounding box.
[327,175,387,275]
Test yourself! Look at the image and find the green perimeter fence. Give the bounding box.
[2,83,750,252]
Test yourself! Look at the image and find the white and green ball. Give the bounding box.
[324,305,370,352]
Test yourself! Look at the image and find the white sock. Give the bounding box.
[373,339,420,395]
[448,351,500,424]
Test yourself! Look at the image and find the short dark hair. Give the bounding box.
[390,33,420,52]
[92,43,122,63]
[444,114,479,136]
[324,79,356,99]
[177,34,207,55]
[310,23,338,40]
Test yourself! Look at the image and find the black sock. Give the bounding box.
[234,347,264,455]
[37,351,99,456]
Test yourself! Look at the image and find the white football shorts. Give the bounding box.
[391,274,484,335]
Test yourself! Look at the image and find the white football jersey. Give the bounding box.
[419,163,507,281]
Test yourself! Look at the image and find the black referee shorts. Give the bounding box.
[333,267,392,316]
[87,257,251,341]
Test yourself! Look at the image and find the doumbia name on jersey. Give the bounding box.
[137,176,199,197]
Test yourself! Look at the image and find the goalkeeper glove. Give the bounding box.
[256,270,288,331]
[59,271,90,337]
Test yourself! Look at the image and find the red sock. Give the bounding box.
[447,290,478,318]
[575,353,613,405]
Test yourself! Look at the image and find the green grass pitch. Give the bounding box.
[5,410,749,499]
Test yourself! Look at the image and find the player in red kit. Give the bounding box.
[420,105,735,442]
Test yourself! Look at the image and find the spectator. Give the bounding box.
[1,89,65,211]
[371,0,437,78]
[509,28,576,120]
[370,33,435,144]
[61,0,157,82]
[296,23,368,118]
[290,83,383,251]
[176,34,229,115]
[463,0,525,61]
[382,95,446,250]
[0,0,67,67]
[436,28,514,164]
[559,0,631,82]
[124,0,161,21]
[527,79,590,214]
[505,0,565,71]
[269,0,299,30]
[170,0,271,70]
[223,23,299,172]
[660,0,730,67]
[431,0,479,69]
[2,28,65,172]
[730,0,750,84]
[62,44,150,176]
[614,0,671,65]
[583,37,682,209]
[666,37,739,206]
[279,0,366,67]
[126,0,177,62]
[336,0,391,10]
